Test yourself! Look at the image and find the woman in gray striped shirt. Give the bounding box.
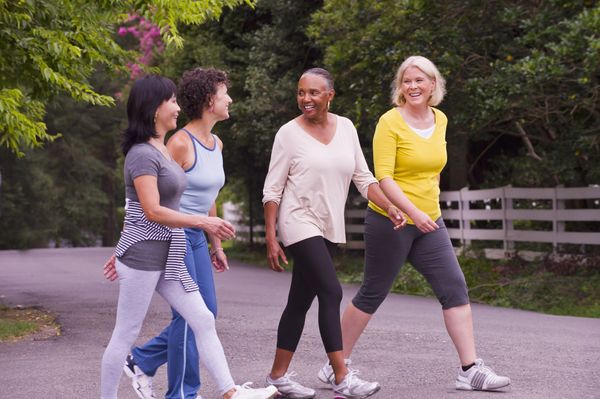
[100,75,277,399]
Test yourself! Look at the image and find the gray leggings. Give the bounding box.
[353,208,469,314]
[100,260,235,399]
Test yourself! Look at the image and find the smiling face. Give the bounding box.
[209,83,233,121]
[155,94,180,132]
[297,73,334,122]
[400,66,436,108]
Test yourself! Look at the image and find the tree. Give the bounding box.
[159,0,323,243]
[0,0,251,249]
[0,71,126,249]
[309,0,599,188]
[0,0,250,155]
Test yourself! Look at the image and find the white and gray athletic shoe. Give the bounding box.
[231,382,278,399]
[317,359,351,385]
[332,369,380,399]
[266,371,315,398]
[455,358,511,391]
[123,354,156,399]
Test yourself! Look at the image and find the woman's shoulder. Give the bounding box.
[334,114,356,127]
[126,142,163,165]
[379,108,400,121]
[127,142,153,157]
[275,118,302,139]
[431,107,448,121]
[431,107,448,123]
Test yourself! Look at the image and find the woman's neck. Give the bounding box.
[300,112,331,128]
[184,118,216,141]
[400,103,431,121]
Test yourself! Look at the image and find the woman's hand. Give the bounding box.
[211,248,229,273]
[199,216,236,240]
[387,205,407,230]
[409,209,439,233]
[103,255,118,281]
[266,237,288,272]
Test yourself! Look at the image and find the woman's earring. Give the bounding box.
[327,101,331,109]
[154,113,158,124]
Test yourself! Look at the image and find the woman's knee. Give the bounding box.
[435,276,469,309]
[186,308,216,335]
[351,290,386,315]
[317,282,343,306]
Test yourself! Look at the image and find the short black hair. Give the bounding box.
[178,68,229,120]
[122,75,176,155]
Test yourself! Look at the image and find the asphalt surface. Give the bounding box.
[0,247,599,399]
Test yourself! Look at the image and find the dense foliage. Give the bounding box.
[0,0,598,248]
[310,0,600,188]
[0,0,249,248]
[0,0,249,154]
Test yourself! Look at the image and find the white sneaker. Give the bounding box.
[317,358,352,385]
[123,354,156,399]
[332,369,380,399]
[266,371,315,398]
[456,358,511,391]
[231,382,278,399]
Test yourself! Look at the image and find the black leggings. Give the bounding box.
[276,236,343,353]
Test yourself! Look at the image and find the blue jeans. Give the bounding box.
[132,228,217,399]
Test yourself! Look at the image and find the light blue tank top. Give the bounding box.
[178,129,225,216]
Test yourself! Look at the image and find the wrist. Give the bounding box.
[210,247,224,256]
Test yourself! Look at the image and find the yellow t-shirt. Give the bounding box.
[368,107,448,224]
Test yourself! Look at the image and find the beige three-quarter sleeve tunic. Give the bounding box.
[262,115,378,246]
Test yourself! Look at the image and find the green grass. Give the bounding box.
[227,242,600,318]
[0,304,59,341]
[0,319,38,340]
[0,305,39,340]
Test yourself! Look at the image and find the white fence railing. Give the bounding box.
[225,186,600,256]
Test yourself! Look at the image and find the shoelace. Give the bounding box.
[237,382,255,390]
[474,361,496,375]
[344,368,367,388]
[473,361,503,384]
[280,371,306,388]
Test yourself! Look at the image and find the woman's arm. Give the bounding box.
[264,201,287,272]
[366,183,406,229]
[134,176,235,240]
[207,202,229,272]
[379,177,438,233]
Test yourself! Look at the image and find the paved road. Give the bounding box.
[1,248,599,399]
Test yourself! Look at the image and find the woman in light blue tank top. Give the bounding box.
[126,68,237,399]
[102,73,277,399]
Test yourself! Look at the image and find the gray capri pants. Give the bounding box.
[353,208,469,313]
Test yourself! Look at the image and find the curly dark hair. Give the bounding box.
[177,68,229,120]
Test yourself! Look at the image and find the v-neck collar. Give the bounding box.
[294,115,339,146]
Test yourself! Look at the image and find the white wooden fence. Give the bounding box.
[225,185,600,256]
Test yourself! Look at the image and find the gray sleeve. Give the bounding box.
[126,145,161,180]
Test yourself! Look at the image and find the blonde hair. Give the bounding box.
[391,56,446,107]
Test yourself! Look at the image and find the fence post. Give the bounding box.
[459,187,470,247]
[554,185,565,253]
[502,185,514,254]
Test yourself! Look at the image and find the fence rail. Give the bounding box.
[224,185,600,256]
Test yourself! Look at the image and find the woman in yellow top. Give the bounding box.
[317,56,511,392]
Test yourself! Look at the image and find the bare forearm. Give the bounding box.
[366,183,395,213]
[143,205,203,228]
[207,203,222,249]
[263,201,279,241]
